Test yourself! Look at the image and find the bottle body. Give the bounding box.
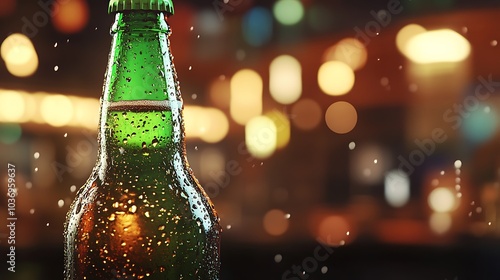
[64,11,220,280]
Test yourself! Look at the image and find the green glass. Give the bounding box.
[63,10,221,280]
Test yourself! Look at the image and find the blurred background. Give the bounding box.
[2,0,500,279]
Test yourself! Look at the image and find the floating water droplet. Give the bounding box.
[284,213,291,219]
[26,182,32,189]
[321,266,328,274]
[46,223,50,227]
[58,199,65,208]
[491,40,498,47]
[348,142,356,150]
[398,65,403,70]
[30,209,35,214]
[274,254,282,263]
[188,66,192,71]
[454,160,462,169]
[190,26,194,31]
[346,231,350,236]
[440,170,445,176]
[54,42,58,48]
[192,94,197,99]
[54,65,59,72]
[194,146,198,151]
[64,133,68,137]
[373,159,378,164]
[226,225,232,230]
[197,35,201,39]
[34,152,40,159]
[34,167,38,172]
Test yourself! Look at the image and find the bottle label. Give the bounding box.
[103,100,183,111]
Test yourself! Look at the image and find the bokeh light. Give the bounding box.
[273,0,305,26]
[245,116,277,159]
[263,209,289,236]
[406,29,471,64]
[291,99,322,130]
[230,69,263,125]
[242,7,273,47]
[40,94,74,127]
[184,106,229,143]
[0,0,16,18]
[0,91,26,122]
[396,24,427,56]
[325,101,357,134]
[269,55,302,104]
[266,110,290,149]
[428,187,457,213]
[52,0,90,34]
[317,215,351,246]
[429,213,452,235]
[461,104,498,144]
[1,33,39,77]
[384,170,411,207]
[323,38,368,71]
[318,61,355,96]
[0,124,22,144]
[209,77,231,109]
[307,4,335,32]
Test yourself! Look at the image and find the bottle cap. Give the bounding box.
[108,0,174,15]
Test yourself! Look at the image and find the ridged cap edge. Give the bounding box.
[108,0,174,15]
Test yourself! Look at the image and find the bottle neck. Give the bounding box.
[97,11,185,179]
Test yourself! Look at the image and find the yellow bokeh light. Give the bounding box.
[323,38,368,71]
[325,101,357,134]
[266,110,290,149]
[184,106,229,143]
[396,24,426,56]
[428,187,457,213]
[73,97,100,129]
[40,94,74,127]
[0,90,26,122]
[429,212,452,235]
[318,61,355,96]
[406,29,471,64]
[263,209,289,236]
[52,0,90,34]
[291,99,322,130]
[1,33,38,77]
[209,77,231,109]
[245,115,277,159]
[230,69,263,125]
[269,55,302,104]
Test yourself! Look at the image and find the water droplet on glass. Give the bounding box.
[34,152,40,159]
[142,142,147,149]
[152,138,159,147]
[58,199,65,208]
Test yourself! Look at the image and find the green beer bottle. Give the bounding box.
[64,1,221,279]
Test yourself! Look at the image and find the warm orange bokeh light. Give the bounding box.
[52,0,90,34]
